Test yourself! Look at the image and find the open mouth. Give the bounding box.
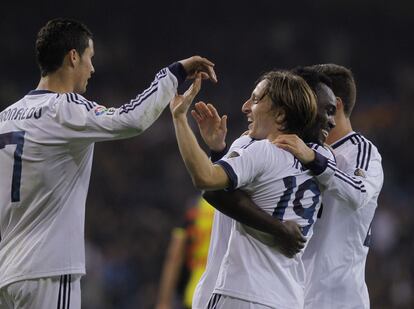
[247,117,253,130]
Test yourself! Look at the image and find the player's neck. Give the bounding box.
[36,69,76,93]
[326,116,353,145]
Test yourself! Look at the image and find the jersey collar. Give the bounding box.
[331,131,359,149]
[27,90,56,95]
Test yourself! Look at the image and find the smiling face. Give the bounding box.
[73,39,95,94]
[315,83,337,142]
[242,79,281,139]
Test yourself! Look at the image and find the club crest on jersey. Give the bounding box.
[227,151,240,158]
[354,168,366,178]
[94,106,108,116]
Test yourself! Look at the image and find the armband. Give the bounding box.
[303,150,329,175]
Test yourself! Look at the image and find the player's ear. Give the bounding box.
[274,108,286,124]
[66,49,79,68]
[335,97,344,111]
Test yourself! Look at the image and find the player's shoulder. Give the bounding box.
[229,135,255,150]
[332,132,377,149]
[334,132,381,158]
[226,138,280,163]
[240,138,279,153]
[354,133,380,155]
[59,93,98,112]
[333,132,382,173]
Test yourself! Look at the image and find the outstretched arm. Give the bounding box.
[55,55,218,143]
[170,75,229,191]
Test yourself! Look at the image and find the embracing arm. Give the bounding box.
[203,190,305,257]
[274,134,384,210]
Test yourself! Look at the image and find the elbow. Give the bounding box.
[192,177,210,191]
[191,175,216,191]
[342,195,366,211]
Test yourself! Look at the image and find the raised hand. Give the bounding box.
[191,102,227,151]
[170,74,202,119]
[179,56,217,83]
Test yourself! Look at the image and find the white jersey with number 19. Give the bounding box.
[211,136,334,309]
[0,64,184,289]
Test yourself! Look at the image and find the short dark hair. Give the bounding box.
[291,66,332,144]
[291,66,332,92]
[309,64,356,117]
[36,18,93,77]
[257,70,317,140]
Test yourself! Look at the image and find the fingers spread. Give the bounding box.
[195,101,213,118]
[191,110,203,123]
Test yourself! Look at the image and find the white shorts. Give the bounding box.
[207,293,275,309]
[0,274,81,309]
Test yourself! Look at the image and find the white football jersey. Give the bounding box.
[192,136,251,309]
[0,64,182,289]
[303,132,384,309]
[192,210,233,309]
[211,137,334,309]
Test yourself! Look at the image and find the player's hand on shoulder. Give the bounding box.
[276,220,306,258]
[273,134,315,164]
[179,55,217,83]
[191,102,227,151]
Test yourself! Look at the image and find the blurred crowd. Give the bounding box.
[1,1,413,308]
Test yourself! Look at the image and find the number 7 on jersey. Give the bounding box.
[0,131,25,202]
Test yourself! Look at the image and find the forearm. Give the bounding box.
[173,115,228,190]
[79,64,184,142]
[313,156,383,210]
[203,190,287,236]
[118,64,183,133]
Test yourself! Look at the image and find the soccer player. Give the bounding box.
[170,70,334,308]
[156,197,215,309]
[191,68,338,309]
[274,64,384,309]
[0,18,216,309]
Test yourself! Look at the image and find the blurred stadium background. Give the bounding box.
[1,1,413,308]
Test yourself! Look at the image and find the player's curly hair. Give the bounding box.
[36,18,93,77]
[257,70,318,141]
[309,64,356,117]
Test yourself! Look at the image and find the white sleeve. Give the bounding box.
[52,64,184,142]
[216,141,271,190]
[310,143,384,210]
